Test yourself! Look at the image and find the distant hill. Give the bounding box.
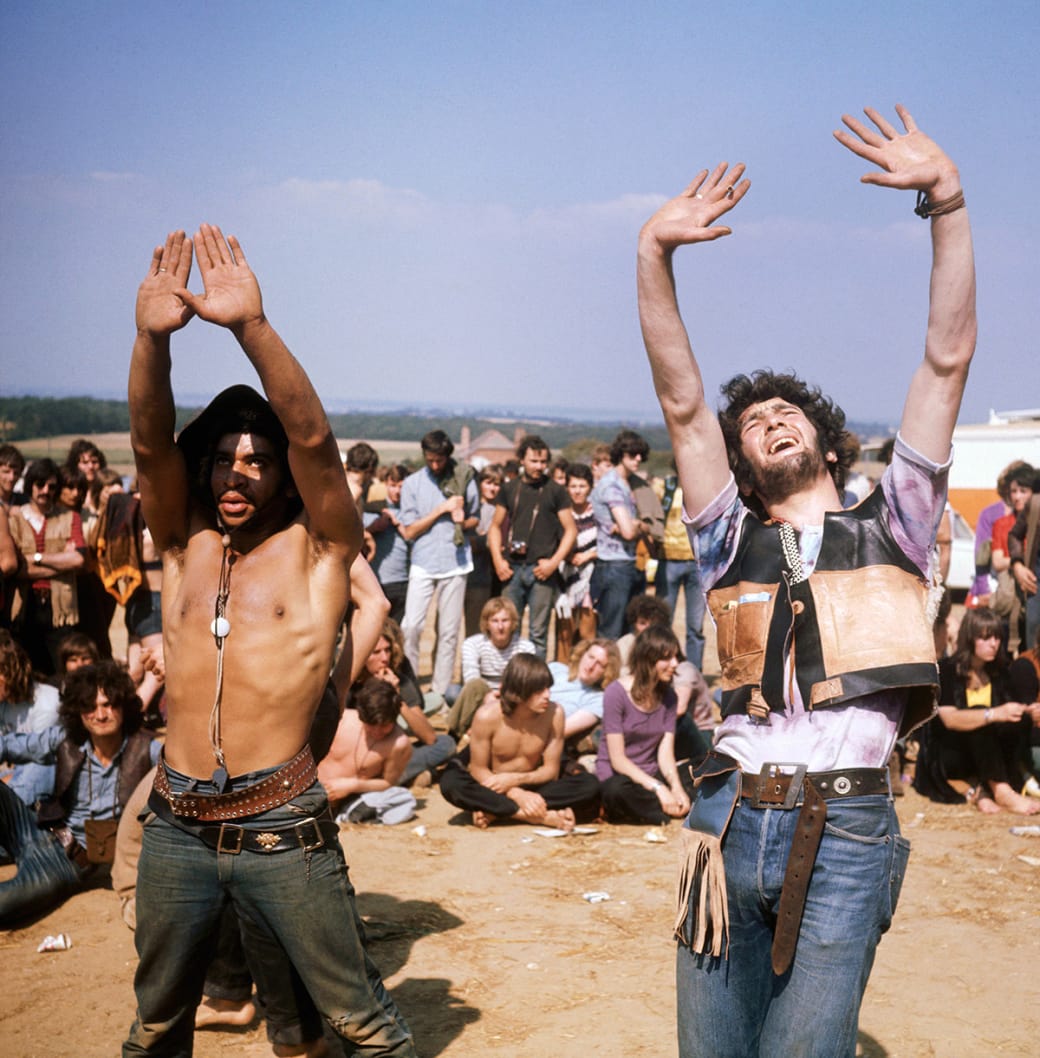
[0,394,894,478]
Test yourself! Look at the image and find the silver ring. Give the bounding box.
[158,268,168,272]
[694,193,704,200]
[725,186,735,198]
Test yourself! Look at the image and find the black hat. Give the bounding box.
[175,385,296,511]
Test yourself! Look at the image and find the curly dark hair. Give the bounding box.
[58,661,142,743]
[717,371,859,511]
[64,439,107,473]
[609,430,649,465]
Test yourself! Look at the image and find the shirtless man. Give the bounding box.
[125,225,414,1057]
[639,106,975,1057]
[438,653,600,829]
[318,679,415,824]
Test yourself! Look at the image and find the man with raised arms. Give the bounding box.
[125,225,414,1056]
[638,107,975,1056]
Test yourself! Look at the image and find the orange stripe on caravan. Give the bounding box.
[948,488,997,531]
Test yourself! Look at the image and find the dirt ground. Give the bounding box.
[2,782,1038,1058]
[3,596,1038,1056]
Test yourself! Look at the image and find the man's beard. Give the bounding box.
[751,446,827,506]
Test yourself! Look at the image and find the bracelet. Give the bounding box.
[650,781,663,792]
[984,707,992,724]
[915,188,965,219]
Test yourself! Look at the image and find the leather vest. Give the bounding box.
[38,730,154,828]
[707,488,938,738]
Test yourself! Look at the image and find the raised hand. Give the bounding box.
[834,105,959,195]
[177,223,264,330]
[135,231,195,336]
[640,162,751,252]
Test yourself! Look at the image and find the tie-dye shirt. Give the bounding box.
[684,434,950,772]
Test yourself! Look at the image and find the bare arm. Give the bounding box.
[563,708,599,739]
[399,702,438,746]
[466,708,501,787]
[534,507,577,581]
[487,503,513,582]
[655,732,690,816]
[177,224,361,557]
[609,502,643,542]
[0,508,17,577]
[834,105,976,464]
[129,231,196,551]
[638,164,751,516]
[938,702,1027,731]
[344,556,391,685]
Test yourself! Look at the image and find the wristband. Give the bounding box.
[984,708,992,724]
[650,781,663,792]
[914,188,965,219]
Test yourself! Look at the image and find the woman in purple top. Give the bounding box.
[596,625,693,824]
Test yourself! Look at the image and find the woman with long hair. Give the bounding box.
[596,625,692,823]
[914,607,1040,814]
[354,617,456,786]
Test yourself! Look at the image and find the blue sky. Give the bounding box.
[2,1,1037,427]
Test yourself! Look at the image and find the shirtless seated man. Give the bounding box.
[439,653,601,829]
[125,225,414,1057]
[318,679,415,825]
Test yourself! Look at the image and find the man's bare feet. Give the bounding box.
[472,810,493,829]
[975,795,1001,815]
[195,995,256,1028]
[543,807,576,832]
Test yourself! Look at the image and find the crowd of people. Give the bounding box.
[1,106,1039,1058]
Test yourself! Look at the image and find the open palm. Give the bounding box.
[178,224,264,329]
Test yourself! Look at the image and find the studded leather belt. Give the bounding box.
[152,745,318,821]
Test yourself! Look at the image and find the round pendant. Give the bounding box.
[211,616,231,639]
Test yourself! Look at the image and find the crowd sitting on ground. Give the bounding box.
[3,423,1040,1041]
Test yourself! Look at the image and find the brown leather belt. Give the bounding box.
[740,765,890,808]
[739,764,890,975]
[152,745,317,821]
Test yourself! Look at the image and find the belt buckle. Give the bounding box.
[295,818,325,853]
[217,823,244,855]
[750,763,807,810]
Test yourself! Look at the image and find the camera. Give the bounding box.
[509,539,528,560]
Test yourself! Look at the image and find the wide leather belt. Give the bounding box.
[152,745,317,821]
[740,764,890,809]
[739,763,889,976]
[147,789,338,855]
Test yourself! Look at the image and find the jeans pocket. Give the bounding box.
[822,797,892,843]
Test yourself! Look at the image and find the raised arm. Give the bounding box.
[129,231,196,551]
[834,105,976,464]
[177,224,361,556]
[638,164,751,516]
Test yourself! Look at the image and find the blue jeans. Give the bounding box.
[124,765,415,1057]
[1025,585,1040,658]
[402,733,457,785]
[590,559,637,641]
[676,794,908,1058]
[503,563,558,658]
[657,559,706,670]
[0,780,84,925]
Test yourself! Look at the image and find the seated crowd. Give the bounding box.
[2,430,1040,1045]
